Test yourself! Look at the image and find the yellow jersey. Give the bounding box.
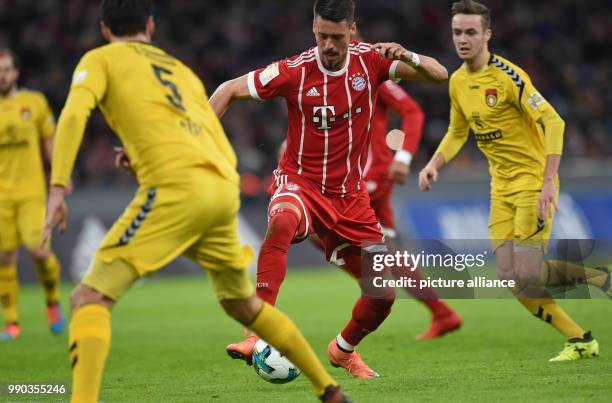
[52,41,239,188]
[0,90,55,199]
[437,54,564,196]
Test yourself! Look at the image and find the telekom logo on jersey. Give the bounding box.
[312,105,363,130]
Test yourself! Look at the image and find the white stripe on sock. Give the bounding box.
[336,334,355,352]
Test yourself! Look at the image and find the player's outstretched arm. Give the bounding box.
[373,42,448,83]
[209,74,252,118]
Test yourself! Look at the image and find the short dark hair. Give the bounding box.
[0,49,20,70]
[314,0,356,24]
[451,0,491,29]
[101,0,153,36]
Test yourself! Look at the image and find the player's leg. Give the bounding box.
[495,241,582,339]
[320,191,395,378]
[0,250,20,340]
[491,198,584,351]
[512,191,598,361]
[68,259,136,403]
[492,197,585,342]
[256,199,304,305]
[0,200,20,340]
[531,238,610,295]
[217,287,347,401]
[495,241,593,360]
[370,182,461,339]
[68,184,203,402]
[539,258,610,292]
[19,196,65,334]
[28,246,65,334]
[189,203,348,402]
[495,241,583,339]
[226,194,306,361]
[326,244,394,379]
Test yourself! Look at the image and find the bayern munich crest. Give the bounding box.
[350,73,367,92]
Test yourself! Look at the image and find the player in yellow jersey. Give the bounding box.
[42,1,349,402]
[418,0,609,362]
[0,49,65,341]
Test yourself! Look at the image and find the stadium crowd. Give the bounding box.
[1,0,610,191]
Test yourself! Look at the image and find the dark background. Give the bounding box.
[1,0,610,193]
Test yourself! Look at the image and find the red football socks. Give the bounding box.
[256,208,300,305]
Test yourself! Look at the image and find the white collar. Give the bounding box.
[315,48,350,77]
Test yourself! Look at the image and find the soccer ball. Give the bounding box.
[252,339,301,384]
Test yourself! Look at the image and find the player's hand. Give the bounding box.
[538,178,558,220]
[373,42,413,62]
[65,177,74,195]
[389,160,410,185]
[114,147,135,176]
[42,185,68,246]
[418,164,438,192]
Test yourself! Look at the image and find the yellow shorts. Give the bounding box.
[82,168,254,301]
[0,195,46,251]
[489,189,556,252]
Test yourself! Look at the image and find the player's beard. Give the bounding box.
[322,51,343,71]
[0,82,15,97]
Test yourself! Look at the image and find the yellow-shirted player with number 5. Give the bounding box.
[0,49,65,341]
[419,0,609,362]
[43,1,348,402]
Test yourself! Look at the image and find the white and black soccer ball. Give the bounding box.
[252,339,301,384]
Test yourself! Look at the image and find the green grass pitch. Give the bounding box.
[2,268,611,402]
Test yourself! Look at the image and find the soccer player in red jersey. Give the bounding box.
[278,76,462,340]
[211,0,448,379]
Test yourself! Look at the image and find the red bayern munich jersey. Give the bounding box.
[247,41,400,197]
[363,80,425,182]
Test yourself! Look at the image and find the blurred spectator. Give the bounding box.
[2,0,610,191]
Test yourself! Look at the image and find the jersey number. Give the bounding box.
[152,64,186,112]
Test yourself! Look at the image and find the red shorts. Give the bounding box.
[268,173,384,263]
[365,177,396,237]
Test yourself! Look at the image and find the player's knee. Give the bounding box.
[220,296,262,326]
[265,207,301,246]
[0,250,18,266]
[496,262,515,282]
[514,265,539,286]
[269,202,302,221]
[70,284,114,311]
[512,254,542,286]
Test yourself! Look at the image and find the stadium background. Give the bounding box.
[1,0,611,281]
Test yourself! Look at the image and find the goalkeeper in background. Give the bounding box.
[419,0,610,361]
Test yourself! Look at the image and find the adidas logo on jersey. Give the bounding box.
[306,87,320,97]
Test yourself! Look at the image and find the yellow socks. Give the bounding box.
[0,264,19,324]
[249,302,336,396]
[517,296,584,339]
[69,304,111,403]
[35,253,61,305]
[540,260,608,289]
